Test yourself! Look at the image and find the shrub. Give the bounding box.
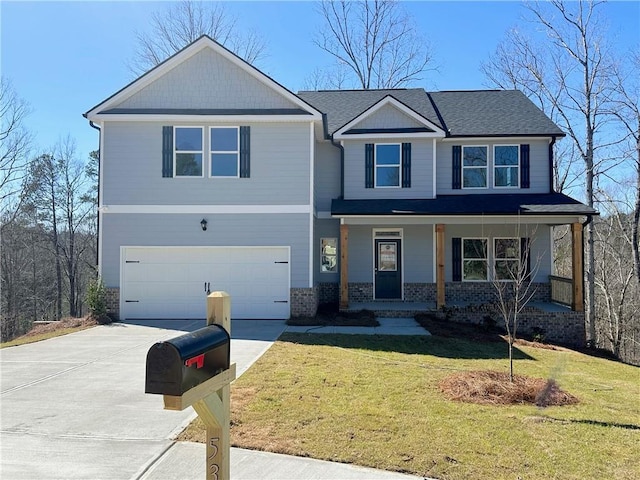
[86,277,111,324]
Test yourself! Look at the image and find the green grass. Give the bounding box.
[181,333,640,480]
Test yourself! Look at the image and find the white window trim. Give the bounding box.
[209,126,240,178]
[320,237,338,273]
[462,145,488,190]
[494,237,521,281]
[374,143,402,189]
[493,144,520,189]
[174,126,204,178]
[462,237,488,282]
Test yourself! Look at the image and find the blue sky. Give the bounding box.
[2,1,638,164]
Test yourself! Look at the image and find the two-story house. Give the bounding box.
[85,36,595,343]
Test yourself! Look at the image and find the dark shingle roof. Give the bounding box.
[297,89,443,136]
[297,88,564,138]
[332,193,596,216]
[428,90,565,137]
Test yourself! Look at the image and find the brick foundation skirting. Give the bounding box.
[105,287,120,320]
[290,287,319,317]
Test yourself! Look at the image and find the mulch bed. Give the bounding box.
[288,303,379,327]
[26,316,102,336]
[439,370,580,406]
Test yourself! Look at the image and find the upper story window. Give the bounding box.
[462,146,488,188]
[494,238,521,280]
[174,127,204,177]
[494,145,519,188]
[210,127,239,177]
[375,144,401,188]
[463,238,488,281]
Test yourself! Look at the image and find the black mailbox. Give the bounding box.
[145,324,230,396]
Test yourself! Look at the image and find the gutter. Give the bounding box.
[89,121,101,270]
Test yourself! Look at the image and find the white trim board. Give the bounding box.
[100,205,312,214]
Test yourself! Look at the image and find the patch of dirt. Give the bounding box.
[288,303,379,327]
[439,370,579,406]
[26,316,100,336]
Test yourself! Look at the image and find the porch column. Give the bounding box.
[436,224,445,308]
[571,222,584,312]
[340,223,349,310]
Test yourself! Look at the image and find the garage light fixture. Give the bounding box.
[200,219,208,231]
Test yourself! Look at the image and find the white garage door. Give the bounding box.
[121,247,290,319]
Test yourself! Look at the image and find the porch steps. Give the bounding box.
[345,302,434,319]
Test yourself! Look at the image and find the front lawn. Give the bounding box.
[180,333,640,480]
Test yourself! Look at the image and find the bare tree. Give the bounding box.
[491,228,540,382]
[314,0,435,89]
[482,0,618,345]
[609,50,640,284]
[129,0,267,75]
[0,77,32,209]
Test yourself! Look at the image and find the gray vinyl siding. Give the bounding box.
[353,104,425,130]
[114,48,299,110]
[314,218,340,284]
[346,225,434,283]
[343,139,434,199]
[444,223,552,282]
[101,213,310,288]
[314,141,341,213]
[436,138,550,195]
[102,122,311,205]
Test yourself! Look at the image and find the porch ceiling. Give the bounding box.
[332,193,597,218]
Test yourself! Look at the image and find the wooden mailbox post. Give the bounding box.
[145,292,236,480]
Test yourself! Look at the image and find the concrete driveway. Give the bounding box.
[0,319,286,479]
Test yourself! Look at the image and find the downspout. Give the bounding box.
[582,213,593,334]
[549,136,557,193]
[330,136,345,199]
[89,121,101,270]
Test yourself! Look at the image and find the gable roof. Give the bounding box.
[428,90,565,137]
[298,89,443,137]
[85,35,322,121]
[331,94,445,139]
[298,88,564,138]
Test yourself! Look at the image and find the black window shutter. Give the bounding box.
[365,143,374,188]
[452,237,462,282]
[521,237,531,280]
[402,143,411,188]
[520,144,530,188]
[162,126,173,178]
[240,126,251,178]
[452,145,462,189]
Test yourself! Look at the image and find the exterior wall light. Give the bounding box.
[200,219,208,231]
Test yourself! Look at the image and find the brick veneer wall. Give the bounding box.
[318,283,339,304]
[290,287,319,317]
[437,302,585,346]
[445,282,551,304]
[105,287,120,320]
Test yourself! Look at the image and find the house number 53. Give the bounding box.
[208,436,220,480]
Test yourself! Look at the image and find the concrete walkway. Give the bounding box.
[1,319,426,480]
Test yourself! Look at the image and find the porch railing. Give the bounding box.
[549,275,573,307]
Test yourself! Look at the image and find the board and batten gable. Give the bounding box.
[343,138,434,200]
[101,121,311,206]
[112,48,300,111]
[100,213,311,289]
[436,138,551,195]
